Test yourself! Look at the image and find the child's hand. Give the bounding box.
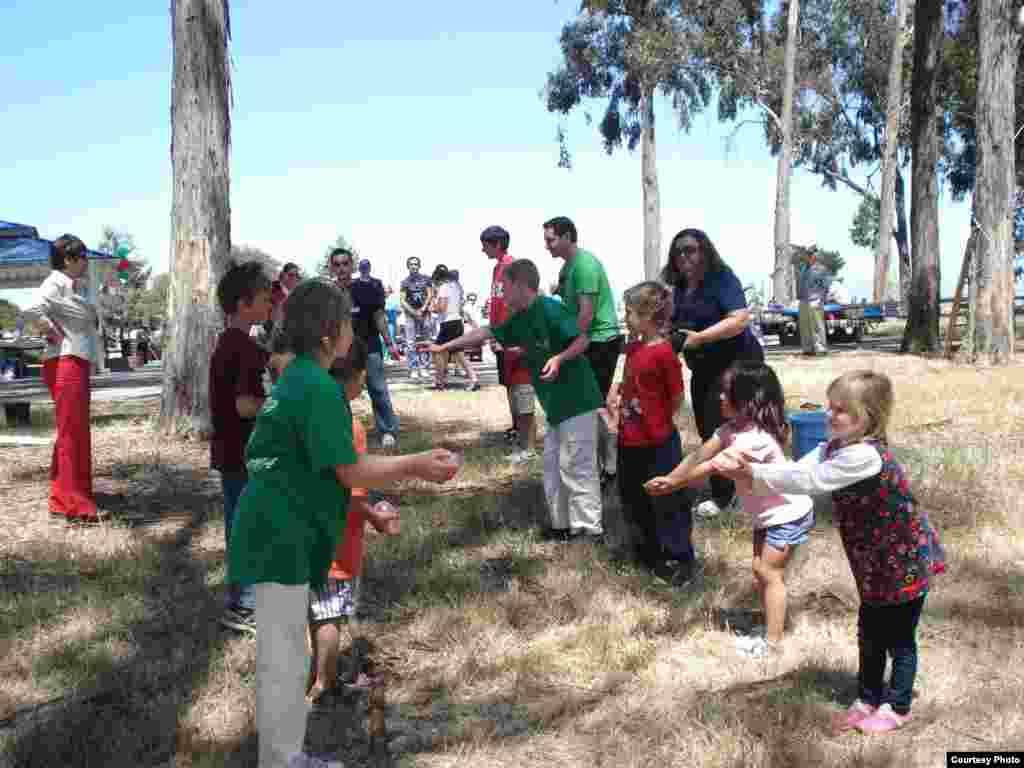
[423,342,444,355]
[539,355,561,381]
[644,476,677,496]
[371,500,401,536]
[710,449,744,474]
[414,449,461,482]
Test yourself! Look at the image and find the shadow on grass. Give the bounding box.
[1,458,234,768]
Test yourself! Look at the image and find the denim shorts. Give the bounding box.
[762,510,814,549]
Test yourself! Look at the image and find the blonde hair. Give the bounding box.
[827,370,893,443]
[623,281,673,327]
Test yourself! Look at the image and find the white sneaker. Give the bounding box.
[695,499,723,519]
[696,497,740,520]
[737,636,775,659]
[410,369,420,380]
[506,449,537,464]
[381,434,397,449]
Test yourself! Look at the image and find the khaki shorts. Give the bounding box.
[509,383,536,416]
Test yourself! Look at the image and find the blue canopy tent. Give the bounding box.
[0,220,112,290]
[1,220,118,371]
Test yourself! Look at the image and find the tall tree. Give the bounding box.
[161,0,232,435]
[772,0,800,303]
[971,0,1020,362]
[901,0,944,353]
[875,0,908,302]
[545,1,711,279]
[714,0,915,303]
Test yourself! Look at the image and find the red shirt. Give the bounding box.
[489,253,514,326]
[490,253,531,385]
[331,420,368,579]
[209,327,269,471]
[619,339,684,448]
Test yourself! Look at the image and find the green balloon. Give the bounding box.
[115,244,131,258]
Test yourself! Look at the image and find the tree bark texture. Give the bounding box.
[641,90,662,281]
[162,0,232,435]
[971,0,1018,363]
[901,0,943,354]
[894,168,911,307]
[875,0,907,303]
[773,0,800,304]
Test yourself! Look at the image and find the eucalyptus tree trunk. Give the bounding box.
[971,0,1019,363]
[875,0,907,303]
[161,0,232,435]
[772,0,799,304]
[895,168,911,306]
[640,89,662,281]
[901,0,943,354]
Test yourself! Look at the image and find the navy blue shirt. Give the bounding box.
[350,277,386,356]
[671,268,760,373]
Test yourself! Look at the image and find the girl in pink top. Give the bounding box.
[646,361,812,657]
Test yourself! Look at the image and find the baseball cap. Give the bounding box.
[358,258,371,272]
[480,225,510,243]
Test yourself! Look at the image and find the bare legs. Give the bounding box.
[752,530,796,645]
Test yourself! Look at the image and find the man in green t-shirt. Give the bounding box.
[544,216,623,486]
[428,258,604,540]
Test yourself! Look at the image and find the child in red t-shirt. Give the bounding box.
[306,338,401,704]
[607,281,696,584]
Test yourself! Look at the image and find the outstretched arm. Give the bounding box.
[426,325,494,355]
[645,433,725,495]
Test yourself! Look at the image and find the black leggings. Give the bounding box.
[689,349,764,507]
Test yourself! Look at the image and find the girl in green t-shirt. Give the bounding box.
[230,279,460,768]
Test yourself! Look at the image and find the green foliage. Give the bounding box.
[791,244,845,276]
[0,298,19,330]
[850,194,881,250]
[544,2,712,162]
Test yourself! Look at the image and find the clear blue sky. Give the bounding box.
[1,1,971,308]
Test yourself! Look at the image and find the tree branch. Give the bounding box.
[820,166,873,198]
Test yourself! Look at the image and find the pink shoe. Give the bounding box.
[833,699,876,732]
[856,703,910,734]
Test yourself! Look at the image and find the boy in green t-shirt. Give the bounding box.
[427,259,604,541]
[228,279,458,768]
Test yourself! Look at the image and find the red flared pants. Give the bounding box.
[42,356,96,520]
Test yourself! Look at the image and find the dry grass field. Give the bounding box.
[2,346,1023,768]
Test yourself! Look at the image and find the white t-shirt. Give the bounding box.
[439,281,463,323]
[715,422,813,528]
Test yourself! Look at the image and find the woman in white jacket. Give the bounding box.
[21,235,101,522]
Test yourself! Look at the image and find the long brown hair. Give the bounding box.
[660,228,731,289]
[719,361,789,447]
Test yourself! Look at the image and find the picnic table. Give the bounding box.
[0,338,45,426]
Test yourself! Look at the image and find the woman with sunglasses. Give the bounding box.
[661,228,763,520]
[20,234,101,523]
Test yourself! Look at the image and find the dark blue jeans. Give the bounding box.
[857,593,926,714]
[222,471,255,611]
[617,431,695,566]
[366,352,399,438]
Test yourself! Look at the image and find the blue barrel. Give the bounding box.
[788,409,829,459]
